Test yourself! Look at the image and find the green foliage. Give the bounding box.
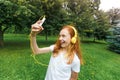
[0,0,110,35]
[0,0,34,32]
[64,0,110,41]
[106,26,120,53]
[94,28,107,40]
[0,0,112,46]
[41,0,67,34]
[0,0,16,24]
[66,0,95,29]
[93,10,111,40]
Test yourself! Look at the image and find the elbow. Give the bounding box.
[30,43,40,54]
[31,48,39,55]
[32,51,37,55]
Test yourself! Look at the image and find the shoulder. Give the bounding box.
[73,54,80,64]
[49,44,55,52]
[71,53,80,72]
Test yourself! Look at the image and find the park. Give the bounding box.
[0,0,120,80]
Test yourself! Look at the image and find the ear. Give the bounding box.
[71,37,76,44]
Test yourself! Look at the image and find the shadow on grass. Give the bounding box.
[3,34,107,49]
[4,39,55,48]
[3,39,107,49]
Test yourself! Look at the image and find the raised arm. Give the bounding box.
[30,20,51,55]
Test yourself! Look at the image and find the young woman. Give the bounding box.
[30,20,83,80]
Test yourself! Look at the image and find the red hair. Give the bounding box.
[53,25,83,65]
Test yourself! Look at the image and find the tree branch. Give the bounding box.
[3,26,9,33]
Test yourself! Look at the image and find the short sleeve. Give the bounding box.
[71,55,80,72]
[50,45,55,52]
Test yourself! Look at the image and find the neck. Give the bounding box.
[60,44,71,52]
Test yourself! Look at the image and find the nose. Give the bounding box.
[59,36,62,41]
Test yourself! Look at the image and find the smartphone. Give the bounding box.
[39,16,46,26]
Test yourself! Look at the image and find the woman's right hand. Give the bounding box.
[30,20,44,36]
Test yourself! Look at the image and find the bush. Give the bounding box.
[106,26,120,53]
[94,28,107,40]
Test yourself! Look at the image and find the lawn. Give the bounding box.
[0,34,120,80]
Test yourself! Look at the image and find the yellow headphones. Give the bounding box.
[70,26,77,44]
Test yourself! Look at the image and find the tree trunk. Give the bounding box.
[0,25,9,47]
[45,27,48,41]
[0,31,4,47]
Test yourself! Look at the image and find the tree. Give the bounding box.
[64,0,102,39]
[38,0,67,40]
[93,10,111,41]
[0,0,33,47]
[0,0,113,47]
[106,8,120,53]
[107,8,120,25]
[0,0,68,46]
[0,1,16,47]
[106,25,120,53]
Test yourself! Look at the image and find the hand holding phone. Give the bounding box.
[31,16,45,33]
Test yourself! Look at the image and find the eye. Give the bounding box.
[59,34,66,38]
[62,35,65,37]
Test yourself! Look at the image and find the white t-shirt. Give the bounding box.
[45,45,80,80]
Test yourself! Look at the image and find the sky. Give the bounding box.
[99,0,120,11]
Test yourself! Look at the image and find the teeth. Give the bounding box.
[61,40,65,43]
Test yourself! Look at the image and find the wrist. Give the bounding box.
[30,32,36,37]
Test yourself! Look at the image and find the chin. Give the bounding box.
[61,45,65,48]
[61,44,69,48]
[60,44,65,47]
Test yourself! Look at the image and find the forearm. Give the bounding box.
[70,71,78,80]
[30,21,49,54]
[30,34,39,54]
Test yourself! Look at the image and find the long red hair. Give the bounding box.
[53,25,83,65]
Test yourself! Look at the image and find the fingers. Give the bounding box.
[31,22,44,32]
[32,25,44,30]
[36,20,42,24]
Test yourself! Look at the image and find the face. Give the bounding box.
[59,28,71,48]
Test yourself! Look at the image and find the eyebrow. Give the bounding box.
[59,34,66,36]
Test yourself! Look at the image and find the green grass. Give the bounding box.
[0,34,120,80]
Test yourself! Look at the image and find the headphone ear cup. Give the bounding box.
[71,37,76,44]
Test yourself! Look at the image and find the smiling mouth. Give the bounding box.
[60,40,65,44]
